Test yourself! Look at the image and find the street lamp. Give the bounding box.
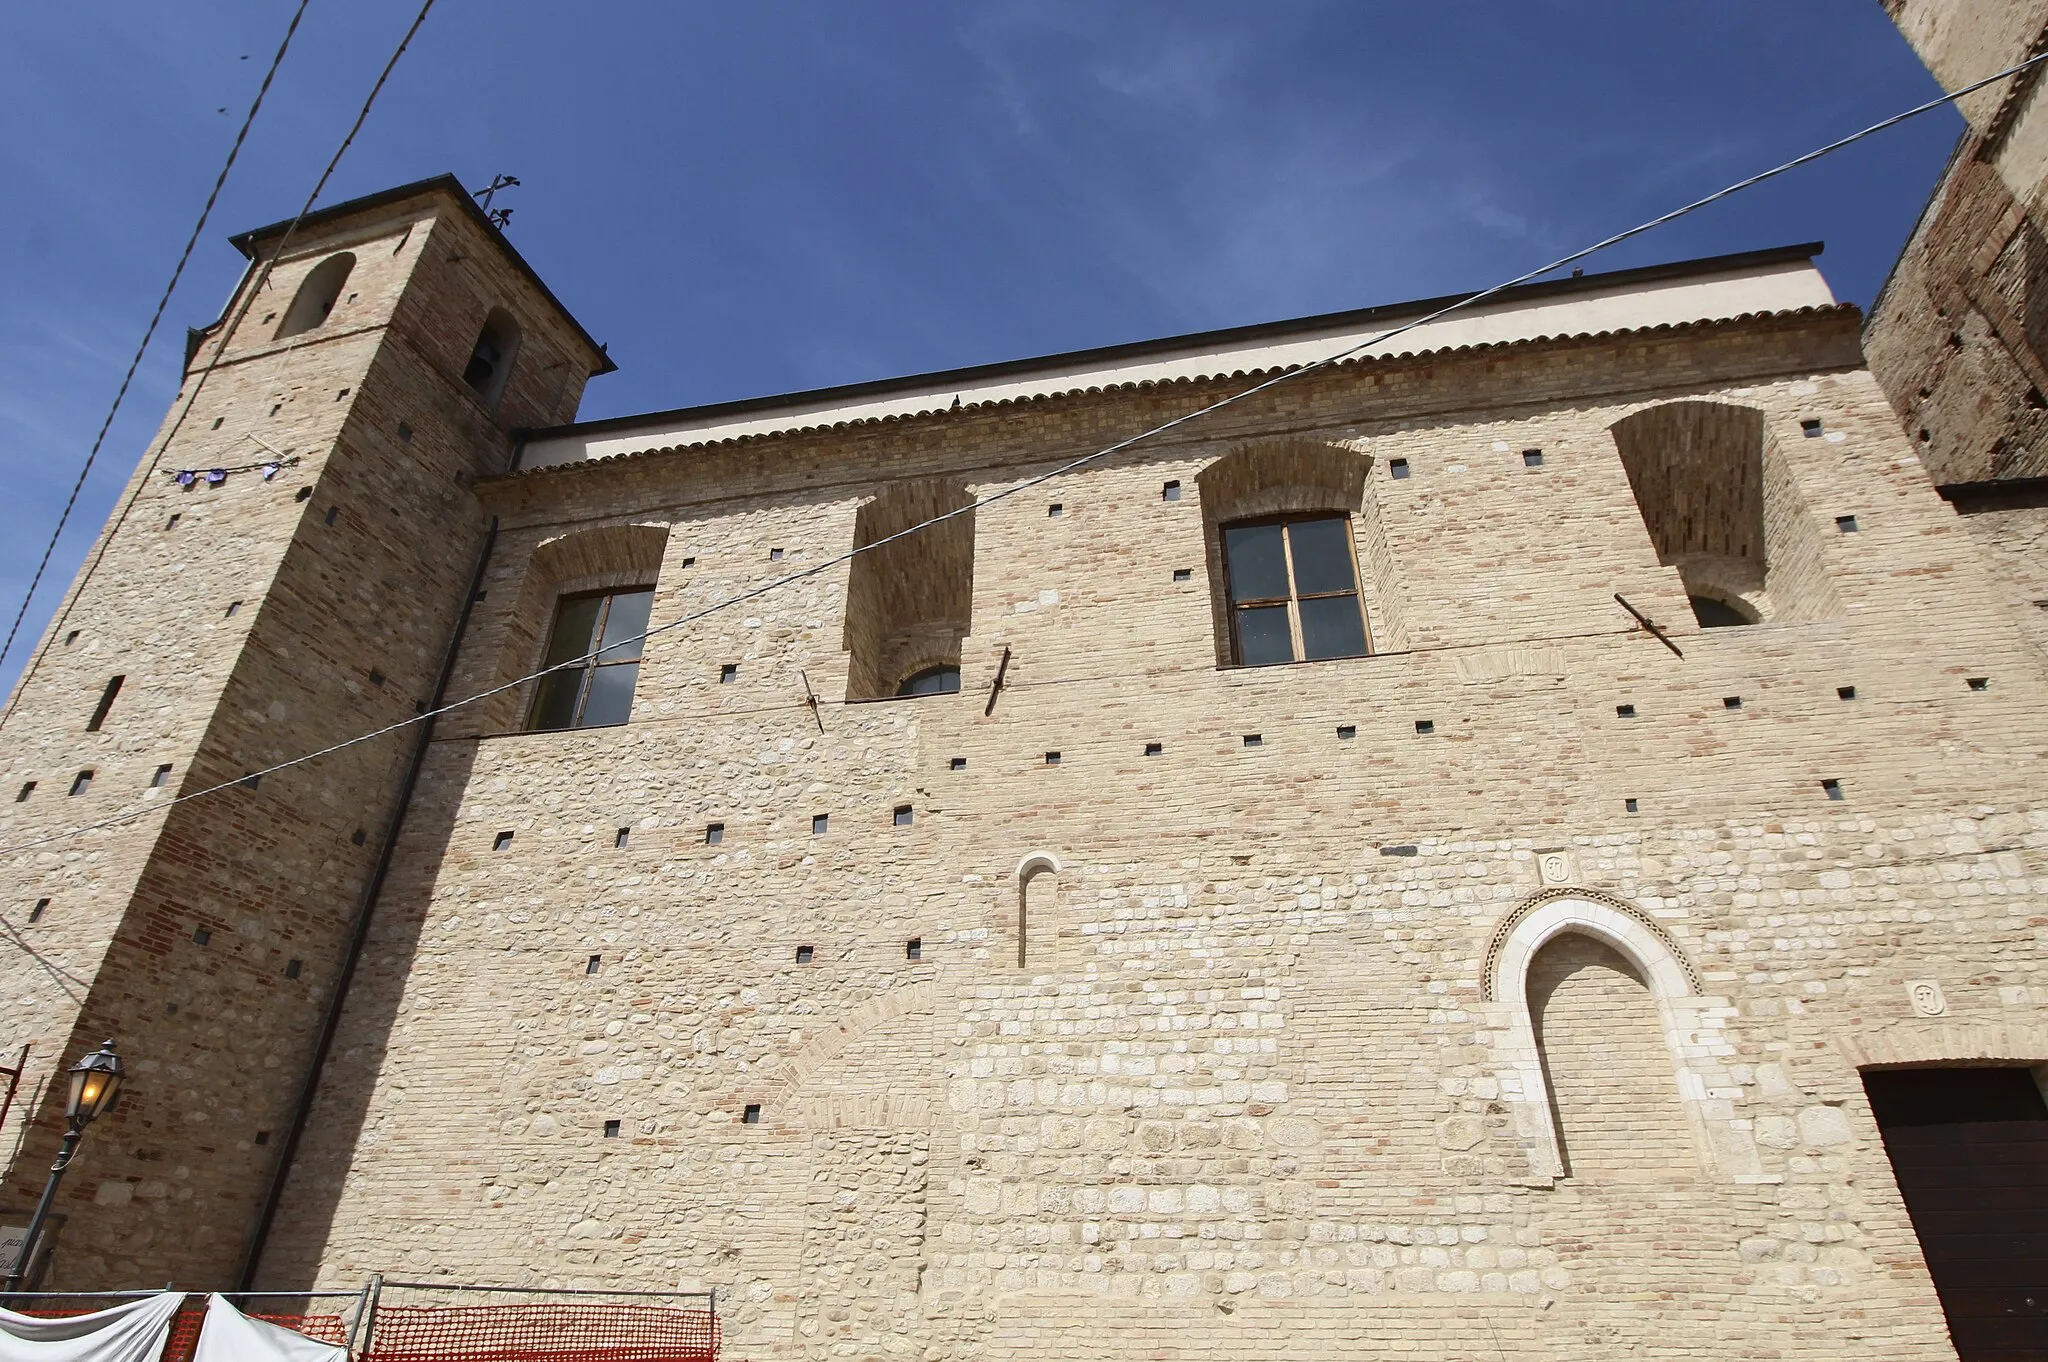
[3,1040,123,1293]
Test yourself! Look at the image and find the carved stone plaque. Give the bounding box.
[1906,979,1948,1017]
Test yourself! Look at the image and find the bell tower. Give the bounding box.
[0,176,610,1286]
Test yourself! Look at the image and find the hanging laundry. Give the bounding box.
[205,470,227,485]
[0,1291,182,1362]
[192,1296,345,1362]
[174,472,196,486]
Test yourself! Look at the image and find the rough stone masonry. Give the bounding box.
[1,172,2045,1362]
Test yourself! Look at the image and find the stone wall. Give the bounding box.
[236,301,2048,1359]
[0,184,603,1286]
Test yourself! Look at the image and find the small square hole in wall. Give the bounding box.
[1801,419,1824,438]
[29,899,49,924]
[193,928,211,946]
[1044,751,1061,766]
[325,507,339,527]
[1624,798,1640,813]
[1723,696,1742,709]
[795,945,814,964]
[1837,685,1857,701]
[1046,503,1064,518]
[1172,568,1192,582]
[1835,515,1859,533]
[63,631,78,646]
[254,1130,271,1146]
[742,1104,762,1125]
[1336,725,1356,740]
[240,773,261,791]
[906,937,923,961]
[603,1120,621,1139]
[720,664,738,684]
[1822,778,1845,801]
[225,600,241,618]
[680,556,696,568]
[397,423,412,443]
[769,548,784,562]
[285,959,301,979]
[493,831,514,851]
[949,756,967,770]
[1414,719,1435,735]
[68,770,92,797]
[1389,458,1410,480]
[893,804,913,826]
[1522,449,1544,468]
[586,954,602,975]
[270,404,282,416]
[1143,742,1163,757]
[1967,676,1990,691]
[812,813,829,835]
[350,827,366,846]
[1161,480,1182,502]
[705,823,724,844]
[1242,734,1263,748]
[295,486,313,502]
[1616,704,1636,718]
[15,783,33,803]
[336,388,350,401]
[368,669,385,688]
[165,514,181,531]
[615,827,631,848]
[211,417,224,430]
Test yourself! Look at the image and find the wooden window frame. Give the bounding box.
[525,586,654,731]
[1219,512,1372,666]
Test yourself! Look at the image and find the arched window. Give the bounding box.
[1016,853,1059,968]
[1528,932,1695,1180]
[843,479,974,701]
[464,308,521,409]
[1610,401,1842,627]
[896,665,961,698]
[1196,440,1400,667]
[526,587,654,731]
[1220,513,1368,665]
[275,253,355,339]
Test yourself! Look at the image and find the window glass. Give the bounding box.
[541,595,603,668]
[526,588,653,731]
[528,672,584,732]
[1236,605,1294,666]
[1299,595,1368,660]
[897,666,962,697]
[579,662,640,727]
[1223,523,1289,602]
[596,589,653,661]
[1218,514,1370,667]
[1287,517,1359,596]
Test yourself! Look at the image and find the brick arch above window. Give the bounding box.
[1194,439,1408,664]
[468,522,671,734]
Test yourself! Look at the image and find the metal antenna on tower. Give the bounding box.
[472,173,520,227]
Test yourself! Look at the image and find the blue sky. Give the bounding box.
[0,2,1956,693]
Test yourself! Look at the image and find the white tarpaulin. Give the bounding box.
[191,1296,345,1362]
[0,1292,182,1362]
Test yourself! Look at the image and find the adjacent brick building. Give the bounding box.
[4,167,2047,1361]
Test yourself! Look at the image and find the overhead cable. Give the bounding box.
[0,0,315,673]
[0,0,440,729]
[0,47,2038,861]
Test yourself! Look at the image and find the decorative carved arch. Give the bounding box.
[1483,886,1700,1001]
[1482,889,1726,1181]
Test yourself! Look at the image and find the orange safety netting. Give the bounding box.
[362,1304,718,1362]
[18,1304,347,1362]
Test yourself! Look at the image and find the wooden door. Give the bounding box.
[1866,1067,2048,1359]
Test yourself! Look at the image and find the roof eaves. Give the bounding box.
[519,241,1825,444]
[486,302,1861,487]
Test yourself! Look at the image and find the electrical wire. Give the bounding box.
[0,0,439,730]
[0,46,2039,861]
[0,0,315,673]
